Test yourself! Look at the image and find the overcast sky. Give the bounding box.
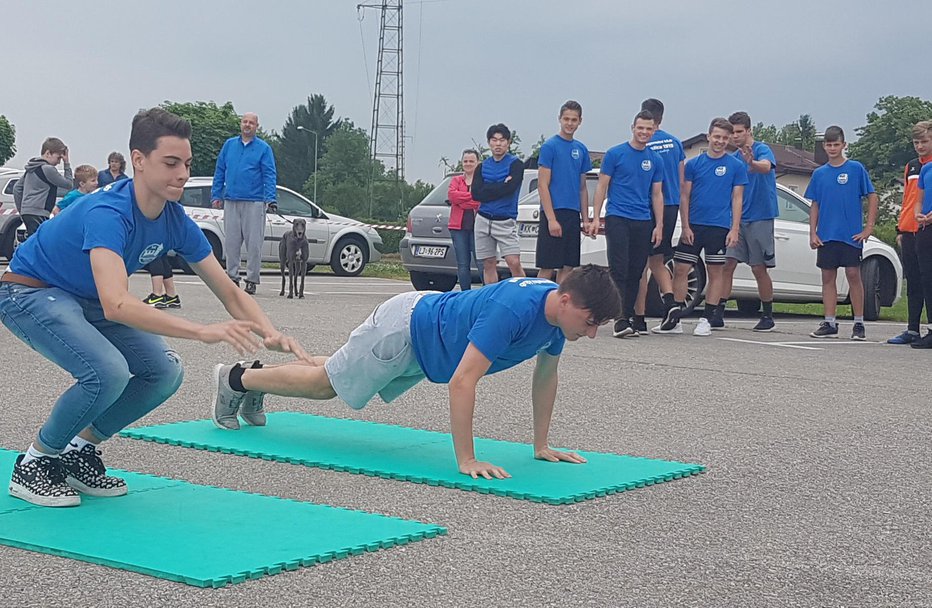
[3,0,930,190]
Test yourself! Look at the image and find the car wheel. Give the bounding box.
[174,231,222,275]
[736,298,761,315]
[331,236,368,277]
[861,257,881,322]
[644,258,707,316]
[409,271,457,292]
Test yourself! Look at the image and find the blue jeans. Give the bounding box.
[450,228,478,291]
[0,283,184,452]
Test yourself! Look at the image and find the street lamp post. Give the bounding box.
[296,126,319,204]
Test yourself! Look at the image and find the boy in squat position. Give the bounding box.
[806,126,878,340]
[212,265,621,480]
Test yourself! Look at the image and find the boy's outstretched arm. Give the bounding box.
[449,344,510,480]
[532,352,587,464]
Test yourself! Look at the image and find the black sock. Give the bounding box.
[634,314,645,325]
[662,292,675,307]
[762,301,773,316]
[228,364,248,393]
[718,302,726,314]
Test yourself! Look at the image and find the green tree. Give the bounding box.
[275,94,343,194]
[0,115,14,166]
[160,101,240,177]
[312,123,379,218]
[528,134,547,160]
[796,114,817,151]
[849,95,932,196]
[753,122,780,144]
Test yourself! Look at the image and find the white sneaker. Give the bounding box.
[651,322,683,334]
[693,318,712,336]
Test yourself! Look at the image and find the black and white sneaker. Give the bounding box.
[60,444,127,497]
[632,317,648,336]
[658,305,683,332]
[9,454,81,507]
[851,322,866,341]
[612,318,635,338]
[753,316,775,332]
[810,322,839,338]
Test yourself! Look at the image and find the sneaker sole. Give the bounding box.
[9,482,81,507]
[66,477,128,497]
[693,330,712,336]
[240,414,267,426]
[753,327,775,332]
[809,333,838,339]
[612,328,635,338]
[851,336,867,342]
[211,364,241,430]
[651,326,683,335]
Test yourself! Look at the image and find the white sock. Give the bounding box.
[63,436,97,454]
[21,444,57,465]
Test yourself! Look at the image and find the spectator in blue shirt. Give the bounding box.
[53,165,98,215]
[97,152,128,187]
[211,112,278,296]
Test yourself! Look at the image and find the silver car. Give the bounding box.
[399,170,539,291]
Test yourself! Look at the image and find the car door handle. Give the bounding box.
[432,227,443,234]
[774,233,790,240]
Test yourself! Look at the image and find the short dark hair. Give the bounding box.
[640,98,664,123]
[633,110,655,125]
[824,125,845,143]
[129,108,192,156]
[461,149,480,161]
[558,264,622,324]
[41,137,66,155]
[728,111,751,129]
[486,123,511,142]
[708,117,734,135]
[560,100,583,118]
[107,151,126,173]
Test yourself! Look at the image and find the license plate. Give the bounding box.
[518,222,539,237]
[413,245,448,258]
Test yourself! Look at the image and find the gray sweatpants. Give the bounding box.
[223,200,266,284]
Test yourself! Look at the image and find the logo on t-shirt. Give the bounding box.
[715,166,727,177]
[139,243,165,265]
[571,148,580,160]
[837,173,848,185]
[641,160,652,171]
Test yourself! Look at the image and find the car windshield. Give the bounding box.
[276,189,318,218]
[417,176,454,206]
[777,189,811,224]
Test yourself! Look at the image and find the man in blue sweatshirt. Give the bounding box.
[211,113,277,296]
[471,124,526,285]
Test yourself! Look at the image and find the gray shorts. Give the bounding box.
[727,219,776,267]
[474,214,520,260]
[324,291,429,410]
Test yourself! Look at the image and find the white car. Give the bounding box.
[515,176,902,321]
[8,176,384,276]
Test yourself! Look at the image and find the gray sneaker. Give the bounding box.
[240,392,267,426]
[212,363,247,430]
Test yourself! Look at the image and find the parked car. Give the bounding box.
[0,169,69,260]
[400,170,539,291]
[514,180,902,320]
[5,175,383,276]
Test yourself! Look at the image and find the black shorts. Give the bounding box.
[536,209,582,269]
[650,205,679,257]
[816,241,862,269]
[674,224,728,266]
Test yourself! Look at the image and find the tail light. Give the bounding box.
[406,216,412,234]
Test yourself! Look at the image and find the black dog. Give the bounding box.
[279,218,309,299]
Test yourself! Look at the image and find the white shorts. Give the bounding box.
[474,214,520,260]
[324,291,429,409]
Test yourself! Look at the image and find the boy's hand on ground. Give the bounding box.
[459,459,511,480]
[263,332,314,364]
[535,447,588,464]
[198,320,262,356]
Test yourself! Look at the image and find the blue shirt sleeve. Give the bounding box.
[82,206,129,255]
[600,147,618,177]
[546,333,565,356]
[858,163,875,196]
[676,140,686,163]
[538,141,554,169]
[580,143,593,173]
[734,159,749,186]
[176,213,214,263]
[684,158,696,183]
[211,140,228,201]
[651,152,663,183]
[757,144,776,168]
[262,144,278,202]
[804,171,820,201]
[467,302,523,363]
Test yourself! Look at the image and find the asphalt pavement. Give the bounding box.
[0,268,928,607]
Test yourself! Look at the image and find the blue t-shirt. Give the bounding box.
[804,160,875,249]
[684,153,749,229]
[734,141,778,221]
[56,189,87,210]
[410,278,566,383]
[538,135,592,212]
[920,162,932,215]
[647,129,686,206]
[10,179,213,300]
[599,142,664,221]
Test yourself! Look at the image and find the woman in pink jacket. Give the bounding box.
[447,149,482,290]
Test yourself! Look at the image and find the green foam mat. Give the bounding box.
[0,450,445,587]
[121,413,704,504]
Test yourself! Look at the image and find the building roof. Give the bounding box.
[682,134,819,176]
